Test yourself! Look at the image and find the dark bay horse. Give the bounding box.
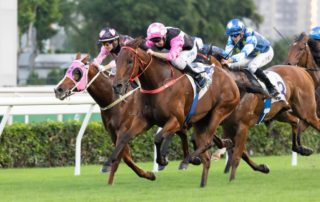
[111,38,240,187]
[202,52,320,181]
[54,53,195,185]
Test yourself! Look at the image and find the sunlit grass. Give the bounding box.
[1,154,319,202]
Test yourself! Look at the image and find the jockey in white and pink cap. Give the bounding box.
[145,22,206,88]
[93,27,133,73]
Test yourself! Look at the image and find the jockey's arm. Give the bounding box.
[147,49,168,60]
[230,36,257,63]
[147,36,183,61]
[93,46,110,66]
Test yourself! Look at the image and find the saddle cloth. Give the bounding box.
[186,62,215,99]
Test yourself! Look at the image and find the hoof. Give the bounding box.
[189,156,202,165]
[147,172,156,181]
[300,146,313,156]
[178,162,188,170]
[156,155,169,167]
[222,139,233,149]
[293,146,313,156]
[257,164,270,174]
[189,157,201,165]
[158,165,166,171]
[100,165,111,173]
[224,167,230,174]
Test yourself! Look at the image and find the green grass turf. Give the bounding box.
[1,154,319,202]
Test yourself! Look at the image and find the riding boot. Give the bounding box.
[184,65,206,88]
[254,69,279,98]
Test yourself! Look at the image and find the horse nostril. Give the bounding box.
[57,87,63,93]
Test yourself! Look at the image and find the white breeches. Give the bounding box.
[171,42,198,70]
[229,46,274,73]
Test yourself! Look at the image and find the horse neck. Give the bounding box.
[301,47,320,87]
[139,58,179,90]
[87,66,116,107]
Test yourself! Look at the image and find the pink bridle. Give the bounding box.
[56,59,89,92]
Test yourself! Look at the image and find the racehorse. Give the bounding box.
[285,32,320,147]
[54,53,157,185]
[111,38,240,187]
[197,51,319,181]
[54,53,198,185]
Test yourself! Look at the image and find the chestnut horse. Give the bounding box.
[111,38,240,187]
[54,54,155,184]
[285,32,320,148]
[198,51,319,181]
[54,53,193,185]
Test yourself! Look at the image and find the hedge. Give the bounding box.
[0,121,319,168]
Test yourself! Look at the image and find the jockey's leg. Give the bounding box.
[172,41,206,88]
[248,47,279,98]
[184,64,206,88]
[254,69,279,97]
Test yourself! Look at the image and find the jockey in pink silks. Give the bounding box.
[145,22,206,88]
[93,27,132,74]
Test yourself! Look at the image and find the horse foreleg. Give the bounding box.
[103,120,149,171]
[122,144,156,181]
[176,130,192,170]
[277,111,313,156]
[107,148,123,185]
[158,133,174,171]
[241,150,269,174]
[229,125,248,181]
[199,150,211,188]
[154,118,181,166]
[224,148,233,174]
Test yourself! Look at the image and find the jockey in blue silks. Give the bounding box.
[309,26,320,40]
[221,18,279,98]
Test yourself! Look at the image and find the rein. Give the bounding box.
[122,46,184,94]
[58,60,139,110]
[122,46,153,82]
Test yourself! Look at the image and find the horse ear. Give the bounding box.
[82,54,90,64]
[76,52,81,60]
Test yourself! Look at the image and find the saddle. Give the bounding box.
[242,69,261,88]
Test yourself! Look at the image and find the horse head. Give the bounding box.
[113,37,151,95]
[54,53,91,100]
[286,32,314,67]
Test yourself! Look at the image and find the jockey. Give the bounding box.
[145,22,206,88]
[93,27,133,74]
[221,19,279,98]
[310,26,320,40]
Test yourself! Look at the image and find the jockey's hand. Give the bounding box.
[221,58,233,65]
[147,49,154,56]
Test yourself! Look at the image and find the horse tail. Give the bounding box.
[235,81,269,98]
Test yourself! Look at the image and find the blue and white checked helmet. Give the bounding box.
[310,27,320,40]
[226,19,245,36]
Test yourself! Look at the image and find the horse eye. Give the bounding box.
[73,69,82,82]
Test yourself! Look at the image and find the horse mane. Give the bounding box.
[294,32,320,66]
[308,38,320,66]
[126,37,148,51]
